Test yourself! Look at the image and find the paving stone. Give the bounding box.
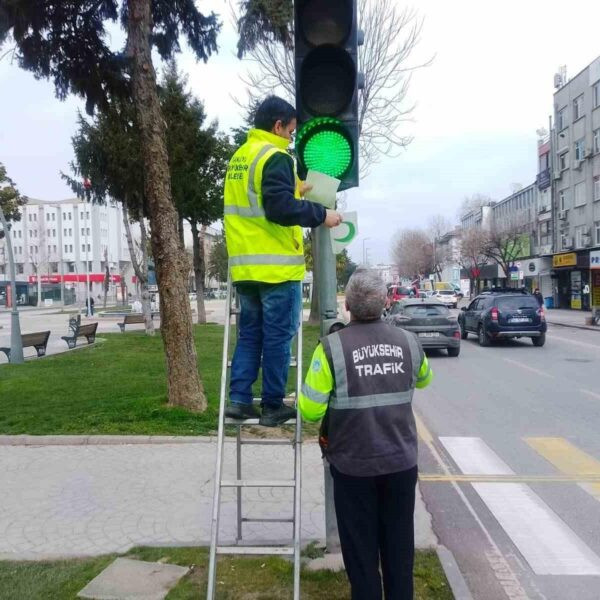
[77,557,189,600]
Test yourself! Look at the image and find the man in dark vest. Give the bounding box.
[299,268,433,600]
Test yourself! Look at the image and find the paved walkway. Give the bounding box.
[545,307,599,331]
[0,439,436,560]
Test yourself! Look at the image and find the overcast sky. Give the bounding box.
[1,0,600,264]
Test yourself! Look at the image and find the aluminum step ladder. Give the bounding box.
[207,274,303,599]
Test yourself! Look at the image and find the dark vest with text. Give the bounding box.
[321,319,423,477]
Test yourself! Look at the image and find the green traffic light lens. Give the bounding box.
[297,118,353,179]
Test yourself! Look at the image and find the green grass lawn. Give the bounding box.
[0,324,321,436]
[0,546,453,600]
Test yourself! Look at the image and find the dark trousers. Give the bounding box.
[331,464,418,600]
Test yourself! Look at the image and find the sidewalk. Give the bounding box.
[0,439,437,560]
[545,308,600,332]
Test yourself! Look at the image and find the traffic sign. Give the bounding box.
[331,211,358,254]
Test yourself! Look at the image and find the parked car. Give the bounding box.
[386,299,461,357]
[434,289,459,308]
[458,288,547,347]
[387,284,414,304]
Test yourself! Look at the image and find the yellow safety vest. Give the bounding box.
[224,128,305,284]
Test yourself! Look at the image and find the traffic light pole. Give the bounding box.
[315,223,341,553]
[0,206,24,364]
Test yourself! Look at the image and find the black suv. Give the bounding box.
[458,289,547,347]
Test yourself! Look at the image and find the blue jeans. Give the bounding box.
[230,281,301,408]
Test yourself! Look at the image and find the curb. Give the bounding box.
[436,545,473,600]
[0,434,319,446]
[548,320,599,332]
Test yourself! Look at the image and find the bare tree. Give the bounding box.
[458,228,488,296]
[28,215,51,306]
[427,215,452,281]
[392,229,434,280]
[458,194,493,220]
[122,205,155,335]
[483,216,530,283]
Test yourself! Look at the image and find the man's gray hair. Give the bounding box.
[345,268,387,320]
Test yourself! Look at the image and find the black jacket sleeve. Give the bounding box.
[261,152,327,228]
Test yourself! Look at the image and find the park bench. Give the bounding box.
[61,316,98,349]
[118,313,147,332]
[0,331,51,361]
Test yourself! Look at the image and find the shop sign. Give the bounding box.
[553,253,577,268]
[590,250,600,269]
[592,271,600,307]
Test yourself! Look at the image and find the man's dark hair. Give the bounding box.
[254,96,296,132]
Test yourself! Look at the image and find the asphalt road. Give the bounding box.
[416,322,600,600]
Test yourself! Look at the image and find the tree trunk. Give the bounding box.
[122,204,155,336]
[36,267,41,306]
[127,0,205,411]
[191,221,207,324]
[178,216,185,250]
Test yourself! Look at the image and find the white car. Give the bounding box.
[434,290,459,308]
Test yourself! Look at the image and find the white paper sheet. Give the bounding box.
[303,170,341,209]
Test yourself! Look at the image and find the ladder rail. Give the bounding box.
[207,275,233,600]
[207,277,303,600]
[293,317,303,600]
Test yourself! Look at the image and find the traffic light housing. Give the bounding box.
[295,0,359,191]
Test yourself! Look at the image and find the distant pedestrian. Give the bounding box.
[87,297,95,316]
[533,288,544,307]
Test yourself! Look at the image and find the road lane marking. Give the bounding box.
[580,389,600,401]
[546,333,600,351]
[414,418,530,599]
[420,474,600,483]
[501,358,554,379]
[525,437,600,503]
[440,436,600,575]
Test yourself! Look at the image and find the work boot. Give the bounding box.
[259,404,296,427]
[225,403,260,420]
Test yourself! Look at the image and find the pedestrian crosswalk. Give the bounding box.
[421,431,600,577]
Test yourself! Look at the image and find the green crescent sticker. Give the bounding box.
[334,222,356,244]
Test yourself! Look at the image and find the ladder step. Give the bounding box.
[240,438,294,446]
[242,517,294,523]
[228,359,297,368]
[221,479,295,488]
[217,546,294,556]
[224,418,296,426]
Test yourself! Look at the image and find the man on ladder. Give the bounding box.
[223,95,342,426]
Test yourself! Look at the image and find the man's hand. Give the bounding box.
[298,181,313,197]
[324,209,343,228]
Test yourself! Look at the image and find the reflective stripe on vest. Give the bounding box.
[229,254,305,266]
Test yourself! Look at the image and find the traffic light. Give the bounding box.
[295,0,360,191]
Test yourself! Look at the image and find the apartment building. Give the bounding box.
[551,56,600,309]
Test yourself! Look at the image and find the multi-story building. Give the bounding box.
[437,228,462,285]
[550,56,600,310]
[0,197,136,305]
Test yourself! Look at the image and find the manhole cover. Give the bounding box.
[565,358,593,363]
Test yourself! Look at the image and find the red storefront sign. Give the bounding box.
[28,274,122,284]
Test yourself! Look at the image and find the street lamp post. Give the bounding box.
[362,237,370,265]
[0,206,24,363]
[83,179,92,317]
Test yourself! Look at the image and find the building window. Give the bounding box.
[48,245,51,254]
[53,245,57,253]
[574,138,585,161]
[595,221,600,245]
[573,94,584,121]
[87,228,90,236]
[82,244,86,253]
[52,213,56,221]
[64,244,69,253]
[559,152,569,170]
[594,129,600,154]
[558,106,567,130]
[575,225,586,248]
[69,244,73,252]
[64,228,67,236]
[595,176,600,201]
[594,81,600,109]
[539,221,551,246]
[88,244,91,252]
[50,263,58,274]
[574,181,586,207]
[68,262,75,273]
[80,212,84,220]
[559,189,568,210]
[16,264,24,274]
[18,230,22,238]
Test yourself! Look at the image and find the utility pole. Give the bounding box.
[314,220,342,553]
[0,206,24,363]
